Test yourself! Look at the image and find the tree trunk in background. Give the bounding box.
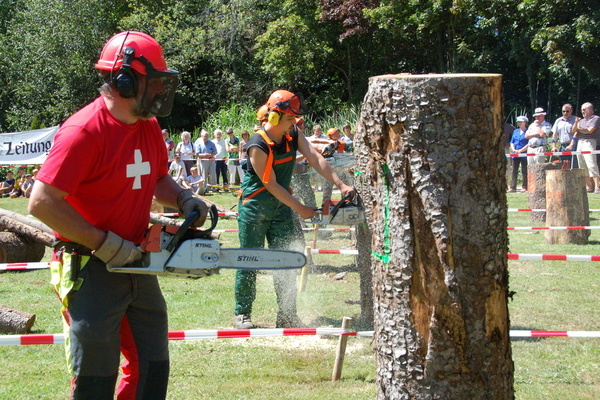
[354,74,514,399]
[545,169,589,244]
[527,163,561,222]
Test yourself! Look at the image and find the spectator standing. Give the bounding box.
[176,131,195,176]
[234,90,354,329]
[509,116,529,192]
[169,154,186,185]
[226,127,243,185]
[0,170,15,196]
[212,129,228,186]
[525,107,551,165]
[573,102,600,192]
[239,130,251,167]
[195,129,217,191]
[162,128,175,162]
[551,104,577,167]
[27,30,207,399]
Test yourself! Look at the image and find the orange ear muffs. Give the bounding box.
[267,111,281,126]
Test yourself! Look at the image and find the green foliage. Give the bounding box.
[201,103,258,138]
[0,0,598,132]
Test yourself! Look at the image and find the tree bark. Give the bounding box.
[355,73,514,399]
[0,231,46,263]
[355,221,373,329]
[527,163,561,222]
[545,169,590,244]
[0,305,36,334]
[0,215,55,247]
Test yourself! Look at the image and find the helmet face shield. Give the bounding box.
[140,72,179,117]
[275,93,308,117]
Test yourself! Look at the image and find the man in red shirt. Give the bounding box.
[29,31,207,399]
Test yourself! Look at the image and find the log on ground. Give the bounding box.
[0,304,36,334]
[0,231,46,263]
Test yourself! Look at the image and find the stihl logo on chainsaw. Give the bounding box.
[194,242,214,248]
[237,255,259,262]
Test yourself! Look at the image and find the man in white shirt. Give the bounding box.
[525,107,552,165]
[212,129,228,186]
[550,104,577,167]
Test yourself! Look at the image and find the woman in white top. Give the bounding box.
[176,131,195,176]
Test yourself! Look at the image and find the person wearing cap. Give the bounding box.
[572,102,600,192]
[550,104,577,167]
[28,31,208,399]
[509,116,530,192]
[234,90,354,329]
[525,107,552,164]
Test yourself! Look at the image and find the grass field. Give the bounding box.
[0,191,598,399]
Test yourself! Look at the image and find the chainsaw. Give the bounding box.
[312,192,365,226]
[108,205,307,278]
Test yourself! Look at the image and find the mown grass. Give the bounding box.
[0,191,598,399]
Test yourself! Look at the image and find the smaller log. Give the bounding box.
[0,208,53,234]
[0,305,36,334]
[527,163,561,222]
[0,215,55,247]
[0,232,46,263]
[545,169,590,244]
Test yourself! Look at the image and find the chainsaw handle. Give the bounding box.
[165,205,218,252]
[328,192,353,220]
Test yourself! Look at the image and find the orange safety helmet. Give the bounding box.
[265,90,309,117]
[95,31,177,76]
[327,127,340,138]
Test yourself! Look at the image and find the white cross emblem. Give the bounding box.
[126,149,151,190]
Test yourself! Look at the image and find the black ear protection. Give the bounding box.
[113,46,137,98]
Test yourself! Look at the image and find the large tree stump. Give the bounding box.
[545,169,590,244]
[355,74,513,399]
[0,305,36,333]
[527,163,561,222]
[0,232,46,263]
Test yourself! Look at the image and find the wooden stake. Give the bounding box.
[331,317,352,381]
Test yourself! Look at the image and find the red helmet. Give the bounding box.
[95,31,176,76]
[265,90,309,117]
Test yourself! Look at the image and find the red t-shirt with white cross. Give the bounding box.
[37,96,168,244]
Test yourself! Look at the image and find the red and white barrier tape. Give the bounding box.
[0,262,50,271]
[212,227,354,233]
[508,208,600,212]
[310,249,359,255]
[507,150,600,158]
[2,328,598,346]
[157,212,239,217]
[6,251,600,271]
[507,253,600,261]
[508,225,600,230]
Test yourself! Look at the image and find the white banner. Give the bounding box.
[0,126,58,165]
